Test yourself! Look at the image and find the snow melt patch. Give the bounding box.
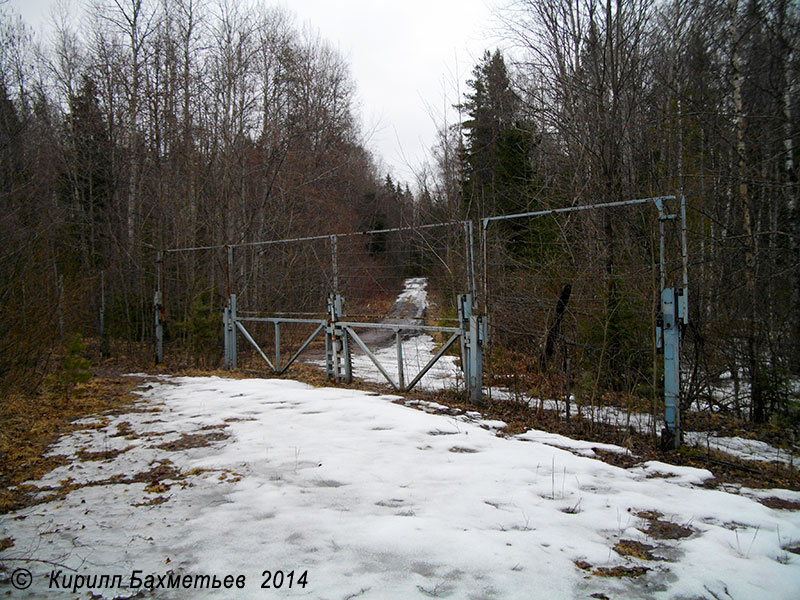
[394,276,428,317]
[488,387,656,435]
[685,432,800,469]
[516,429,631,457]
[631,461,715,486]
[1,376,800,599]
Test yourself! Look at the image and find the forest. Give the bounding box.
[1,0,798,435]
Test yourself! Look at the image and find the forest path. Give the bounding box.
[348,276,428,348]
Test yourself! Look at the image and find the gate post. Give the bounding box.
[459,294,483,406]
[660,287,685,449]
[224,294,237,370]
[326,293,351,383]
[154,289,164,364]
[396,329,405,390]
[222,304,229,368]
[154,252,164,364]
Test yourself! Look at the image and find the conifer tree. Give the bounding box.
[460,50,535,221]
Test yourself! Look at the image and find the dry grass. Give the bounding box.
[0,375,141,513]
[758,497,800,510]
[613,539,657,560]
[636,512,694,540]
[156,431,229,451]
[76,445,134,462]
[592,566,650,578]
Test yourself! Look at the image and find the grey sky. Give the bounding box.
[7,0,503,186]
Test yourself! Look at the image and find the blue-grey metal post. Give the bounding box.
[396,329,405,390]
[223,299,230,369]
[326,293,337,379]
[326,293,350,382]
[459,294,483,405]
[223,304,230,368]
[274,322,281,371]
[342,319,352,383]
[224,294,238,370]
[154,253,164,364]
[468,304,483,406]
[661,287,681,449]
[230,294,237,369]
[458,295,469,386]
[325,325,333,378]
[336,294,351,382]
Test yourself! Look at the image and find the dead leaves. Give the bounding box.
[155,430,229,451]
[613,539,657,560]
[76,446,134,462]
[592,565,650,578]
[758,496,800,510]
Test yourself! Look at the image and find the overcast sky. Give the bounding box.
[6,0,504,187]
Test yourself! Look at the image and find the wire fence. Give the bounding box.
[482,197,686,435]
[159,221,475,373]
[156,197,689,432]
[229,222,475,320]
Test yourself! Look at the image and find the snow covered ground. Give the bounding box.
[2,375,800,599]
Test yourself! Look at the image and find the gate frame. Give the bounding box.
[480,195,688,448]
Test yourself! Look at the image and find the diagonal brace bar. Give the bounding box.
[235,321,276,371]
[405,332,461,391]
[278,322,326,375]
[345,326,399,390]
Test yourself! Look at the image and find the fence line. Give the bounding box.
[155,195,686,447]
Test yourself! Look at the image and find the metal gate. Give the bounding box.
[224,291,482,400]
[156,221,484,402]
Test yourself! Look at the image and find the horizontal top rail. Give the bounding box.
[234,316,460,333]
[236,316,327,325]
[164,220,472,254]
[238,311,326,317]
[337,321,461,334]
[482,196,676,228]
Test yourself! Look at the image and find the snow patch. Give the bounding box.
[516,429,631,457]
[632,461,715,485]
